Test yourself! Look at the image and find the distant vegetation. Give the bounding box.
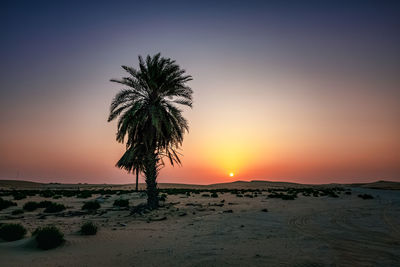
[0,186,351,202]
[11,209,24,215]
[358,193,374,200]
[44,202,66,213]
[23,201,39,211]
[0,197,17,210]
[113,199,129,207]
[82,201,100,211]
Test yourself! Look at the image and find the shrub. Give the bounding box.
[201,194,210,197]
[23,201,39,211]
[82,201,100,211]
[13,192,27,200]
[0,197,17,211]
[77,191,92,199]
[38,200,53,208]
[328,192,339,198]
[40,190,55,198]
[44,202,66,213]
[0,223,27,241]
[113,199,129,207]
[159,193,167,202]
[358,194,374,200]
[281,194,296,200]
[12,209,24,215]
[211,192,218,198]
[34,226,64,250]
[80,222,97,235]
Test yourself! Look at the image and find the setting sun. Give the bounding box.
[229,172,234,177]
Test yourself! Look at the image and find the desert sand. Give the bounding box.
[0,180,399,266]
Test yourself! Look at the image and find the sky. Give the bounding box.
[0,0,399,185]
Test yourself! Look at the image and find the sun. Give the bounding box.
[229,172,234,177]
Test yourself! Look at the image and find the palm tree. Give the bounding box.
[108,53,193,209]
[115,144,145,191]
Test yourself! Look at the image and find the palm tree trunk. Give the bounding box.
[144,151,159,209]
[135,168,139,192]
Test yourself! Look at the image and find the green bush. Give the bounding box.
[80,222,98,235]
[38,200,53,208]
[82,201,100,211]
[358,194,374,200]
[12,209,24,215]
[40,190,55,198]
[0,223,27,241]
[113,199,129,207]
[211,192,218,198]
[0,197,17,210]
[13,192,27,200]
[44,202,66,213]
[159,193,167,202]
[77,191,92,199]
[23,201,39,211]
[34,225,64,250]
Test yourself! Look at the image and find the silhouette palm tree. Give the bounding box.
[108,53,193,208]
[115,144,145,191]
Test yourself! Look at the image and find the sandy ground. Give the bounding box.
[0,187,399,267]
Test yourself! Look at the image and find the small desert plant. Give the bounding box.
[159,193,167,202]
[80,221,98,235]
[34,225,64,250]
[211,192,218,198]
[44,202,66,213]
[77,191,92,199]
[12,209,24,215]
[358,194,374,200]
[281,194,296,200]
[23,201,39,211]
[40,190,55,198]
[38,200,53,208]
[0,197,17,211]
[201,193,210,197]
[113,199,129,207]
[13,192,27,200]
[82,201,100,211]
[0,223,27,241]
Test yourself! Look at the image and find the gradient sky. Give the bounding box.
[1,0,399,184]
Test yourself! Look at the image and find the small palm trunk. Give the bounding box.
[135,169,139,192]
